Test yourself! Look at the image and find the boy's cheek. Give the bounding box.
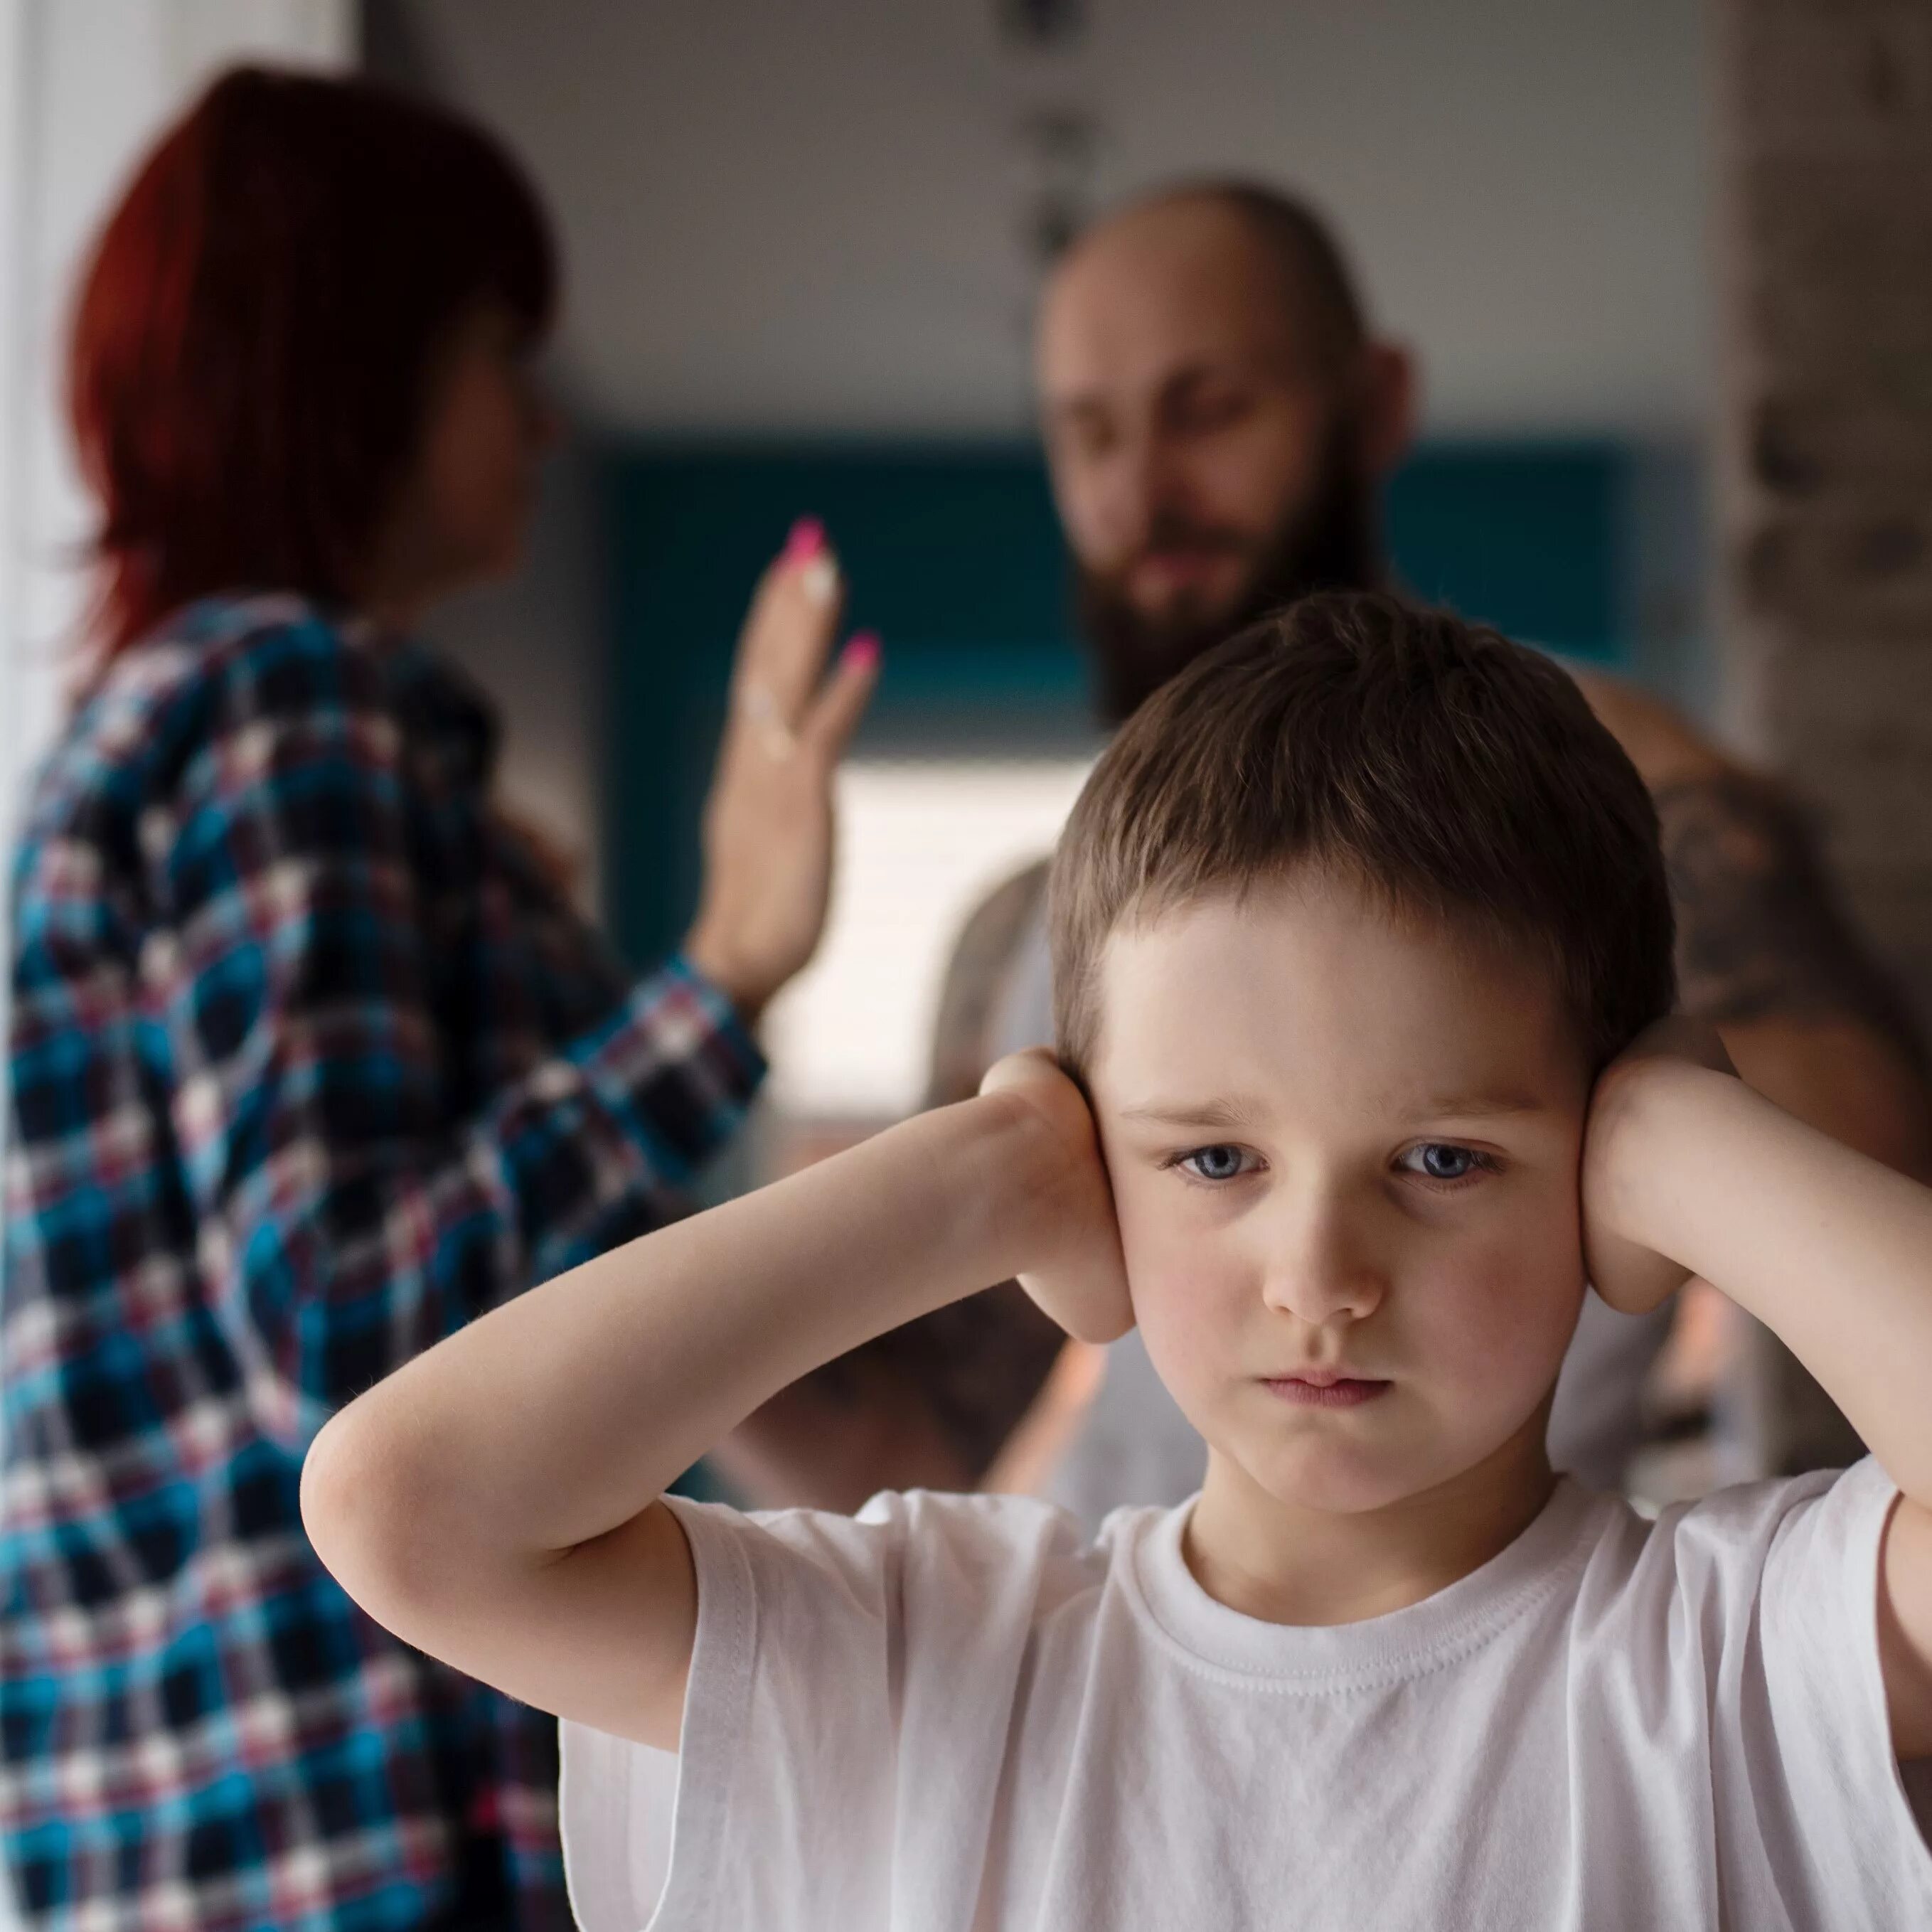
[1411,1240,1586,1393]
[1114,1207,1237,1353]
[1111,1183,1191,1289]
[1128,1251,1254,1404]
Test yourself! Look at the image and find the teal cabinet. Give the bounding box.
[604,439,1633,968]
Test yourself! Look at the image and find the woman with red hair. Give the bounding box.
[0,66,873,1931]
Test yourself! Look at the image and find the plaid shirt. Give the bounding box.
[1,595,763,1930]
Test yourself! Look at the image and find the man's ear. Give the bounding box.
[1357,340,1418,481]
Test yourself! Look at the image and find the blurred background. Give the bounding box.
[388,0,1721,1153]
[388,0,1707,1136]
[1,0,1928,1511]
[0,0,1729,1145]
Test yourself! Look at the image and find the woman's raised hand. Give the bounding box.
[685,520,880,1024]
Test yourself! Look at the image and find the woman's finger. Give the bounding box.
[732,518,843,718]
[803,631,881,762]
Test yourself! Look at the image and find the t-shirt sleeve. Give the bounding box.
[558,1488,1095,1932]
[1680,1458,1932,1913]
[1755,1458,1932,1894]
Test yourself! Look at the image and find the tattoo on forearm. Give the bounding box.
[804,1287,1067,1479]
[1656,773,1925,1060]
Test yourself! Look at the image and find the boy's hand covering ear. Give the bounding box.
[980,1050,1136,1345]
[1582,1016,1739,1315]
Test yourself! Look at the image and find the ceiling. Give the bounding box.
[379,0,1714,440]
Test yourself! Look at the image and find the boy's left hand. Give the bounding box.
[1581,1016,1739,1315]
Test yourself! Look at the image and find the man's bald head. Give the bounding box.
[1054,181,1369,375]
[1037,180,1411,722]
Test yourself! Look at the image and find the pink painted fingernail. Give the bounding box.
[784,516,826,563]
[842,631,881,671]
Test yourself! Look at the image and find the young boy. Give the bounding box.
[303,592,1932,1929]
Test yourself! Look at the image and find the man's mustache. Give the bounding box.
[1120,520,1258,571]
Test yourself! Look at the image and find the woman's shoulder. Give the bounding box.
[128,592,386,718]
[65,593,375,755]
[20,595,403,850]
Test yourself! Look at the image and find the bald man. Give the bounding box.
[714,181,1932,1521]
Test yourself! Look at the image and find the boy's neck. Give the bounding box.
[1183,1413,1559,1627]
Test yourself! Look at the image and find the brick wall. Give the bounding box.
[1719,0,1932,1033]
[1717,0,1932,1471]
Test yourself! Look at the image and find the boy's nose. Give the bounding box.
[1257,1195,1385,1327]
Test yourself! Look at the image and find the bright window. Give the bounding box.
[762,756,1094,1122]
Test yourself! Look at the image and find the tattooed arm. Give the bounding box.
[706,863,1068,1509]
[1658,771,1932,1175]
[1572,671,1932,1475]
[1574,669,1932,1181]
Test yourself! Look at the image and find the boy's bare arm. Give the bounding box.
[1583,1027,1932,1758]
[300,1084,1121,1751]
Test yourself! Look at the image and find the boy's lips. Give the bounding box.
[1261,1371,1392,1409]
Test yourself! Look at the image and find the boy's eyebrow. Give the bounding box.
[1116,1091,1554,1130]
[1116,1097,1266,1130]
[1411,1091,1551,1120]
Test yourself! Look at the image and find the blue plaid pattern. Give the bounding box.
[1,596,764,1929]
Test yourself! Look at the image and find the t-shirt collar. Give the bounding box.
[1123,1476,1606,1688]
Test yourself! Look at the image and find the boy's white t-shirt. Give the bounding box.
[560,1459,1932,1931]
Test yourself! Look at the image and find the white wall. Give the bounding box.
[0,0,353,864]
[390,0,1713,438]
[383,0,1717,870]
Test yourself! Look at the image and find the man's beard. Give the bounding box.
[1075,435,1384,726]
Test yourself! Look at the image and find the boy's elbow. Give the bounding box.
[301,1397,442,1632]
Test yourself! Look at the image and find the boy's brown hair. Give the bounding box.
[1050,591,1677,1074]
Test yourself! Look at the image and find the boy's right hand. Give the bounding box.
[980,1050,1135,1345]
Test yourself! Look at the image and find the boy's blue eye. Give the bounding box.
[1401,1143,1487,1182]
[1181,1144,1250,1183]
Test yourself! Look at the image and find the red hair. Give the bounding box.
[69,65,557,662]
